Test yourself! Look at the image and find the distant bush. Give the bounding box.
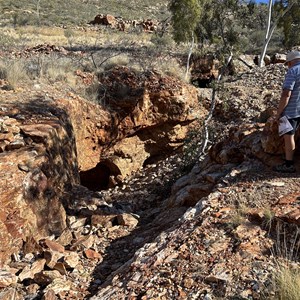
[0,34,19,50]
[0,59,29,89]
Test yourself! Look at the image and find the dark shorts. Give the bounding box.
[286,117,300,135]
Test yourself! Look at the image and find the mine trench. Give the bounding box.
[75,154,188,297]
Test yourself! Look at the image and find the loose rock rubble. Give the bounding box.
[0,55,300,300]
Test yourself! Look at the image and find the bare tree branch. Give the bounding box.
[199,51,233,158]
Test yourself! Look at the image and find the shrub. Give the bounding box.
[0,59,28,89]
[102,54,130,71]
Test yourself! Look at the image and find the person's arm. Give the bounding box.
[276,89,292,119]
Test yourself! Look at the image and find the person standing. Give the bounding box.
[273,50,300,173]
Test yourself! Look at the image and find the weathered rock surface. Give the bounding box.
[0,66,202,266]
[0,50,300,300]
[0,110,78,266]
[96,66,202,179]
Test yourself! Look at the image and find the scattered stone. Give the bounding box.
[18,259,46,282]
[63,251,80,269]
[43,278,73,294]
[117,213,139,228]
[44,251,64,269]
[0,269,17,287]
[41,240,65,253]
[42,289,58,300]
[84,249,102,260]
[34,270,62,285]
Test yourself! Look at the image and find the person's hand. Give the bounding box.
[275,113,281,120]
[268,115,279,124]
[270,115,278,121]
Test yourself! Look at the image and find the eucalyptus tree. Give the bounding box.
[277,0,300,48]
[169,0,206,78]
[169,0,238,155]
[258,0,296,67]
[169,0,205,43]
[195,0,243,52]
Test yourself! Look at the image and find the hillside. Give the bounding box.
[0,0,170,26]
[0,2,300,300]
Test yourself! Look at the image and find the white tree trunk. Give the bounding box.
[199,52,233,157]
[259,0,272,67]
[259,0,295,67]
[185,34,194,81]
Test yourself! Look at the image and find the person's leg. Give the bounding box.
[273,132,296,172]
[284,133,295,161]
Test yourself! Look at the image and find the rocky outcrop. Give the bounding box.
[88,116,300,300]
[94,67,203,181]
[0,66,202,265]
[1,59,300,299]
[89,14,117,27]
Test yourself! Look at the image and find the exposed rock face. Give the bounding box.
[89,14,117,26]
[55,95,112,171]
[190,53,220,83]
[0,67,202,265]
[88,14,163,33]
[95,67,203,180]
[0,107,79,266]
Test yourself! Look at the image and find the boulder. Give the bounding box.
[261,116,284,154]
[89,14,116,27]
[96,66,203,179]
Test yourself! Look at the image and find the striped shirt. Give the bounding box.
[282,61,300,118]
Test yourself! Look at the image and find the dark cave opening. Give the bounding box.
[79,162,111,191]
[143,154,165,167]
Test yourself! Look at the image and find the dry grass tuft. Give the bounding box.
[270,224,300,299]
[275,263,300,300]
[229,206,248,227]
[158,58,187,81]
[0,59,29,89]
[262,207,275,231]
[102,54,130,71]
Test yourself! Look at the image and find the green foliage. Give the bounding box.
[276,1,300,48]
[195,0,256,52]
[169,0,204,43]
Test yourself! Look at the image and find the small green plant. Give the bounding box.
[229,206,248,228]
[150,34,175,49]
[263,207,275,231]
[64,28,75,47]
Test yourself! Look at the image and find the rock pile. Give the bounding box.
[88,14,166,33]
